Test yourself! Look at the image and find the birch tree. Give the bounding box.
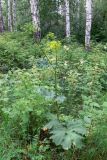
[85,0,92,51]
[30,0,41,41]
[8,0,12,31]
[0,0,4,32]
[64,0,70,38]
[12,0,17,31]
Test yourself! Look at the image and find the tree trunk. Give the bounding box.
[64,0,70,38]
[76,0,80,32]
[12,0,17,31]
[85,0,92,51]
[0,0,4,32]
[8,0,12,32]
[30,0,41,41]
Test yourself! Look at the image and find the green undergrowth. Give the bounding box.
[0,32,44,72]
[0,32,107,159]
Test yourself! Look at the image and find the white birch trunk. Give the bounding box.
[12,0,17,31]
[0,0,4,32]
[8,0,12,32]
[30,0,41,41]
[64,0,70,38]
[85,0,92,51]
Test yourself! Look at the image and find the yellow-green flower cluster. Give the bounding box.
[47,40,61,51]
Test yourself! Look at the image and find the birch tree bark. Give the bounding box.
[12,0,17,31]
[0,0,4,32]
[64,0,70,38]
[85,0,92,51]
[30,0,41,41]
[8,0,12,31]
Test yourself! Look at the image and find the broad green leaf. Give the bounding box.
[44,119,62,130]
[50,128,66,145]
[84,116,91,124]
[61,134,72,150]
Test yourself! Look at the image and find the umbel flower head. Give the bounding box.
[47,40,61,51]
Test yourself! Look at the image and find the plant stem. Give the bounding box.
[54,50,59,118]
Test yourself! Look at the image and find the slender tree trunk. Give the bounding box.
[64,0,70,38]
[30,0,41,41]
[76,0,80,32]
[8,0,12,32]
[0,0,4,32]
[85,0,92,51]
[12,0,17,31]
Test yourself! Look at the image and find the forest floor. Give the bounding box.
[0,32,107,160]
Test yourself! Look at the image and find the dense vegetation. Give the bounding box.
[0,0,107,159]
[0,31,107,159]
